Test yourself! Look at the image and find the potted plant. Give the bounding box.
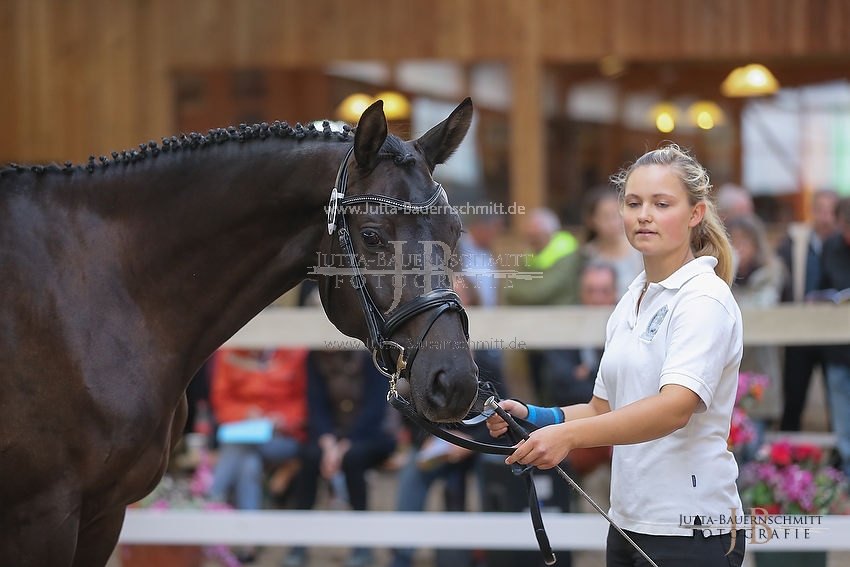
[738,439,850,567]
[728,371,769,455]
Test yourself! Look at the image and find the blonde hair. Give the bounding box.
[610,144,734,286]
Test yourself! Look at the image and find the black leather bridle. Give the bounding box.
[325,146,469,386]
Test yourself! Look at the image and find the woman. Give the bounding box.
[488,144,746,566]
[727,214,786,459]
[580,185,645,299]
[208,347,308,564]
[283,283,398,567]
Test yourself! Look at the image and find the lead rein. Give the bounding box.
[484,397,661,567]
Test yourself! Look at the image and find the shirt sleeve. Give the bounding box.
[658,294,739,412]
[592,315,619,402]
[592,368,608,401]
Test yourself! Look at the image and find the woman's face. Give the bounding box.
[621,164,703,260]
[590,196,625,241]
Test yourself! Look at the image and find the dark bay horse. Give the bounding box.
[0,98,478,566]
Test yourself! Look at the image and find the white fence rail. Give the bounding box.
[224,304,850,349]
[119,510,850,552]
[119,304,850,552]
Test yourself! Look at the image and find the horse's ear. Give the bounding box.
[415,97,473,172]
[354,100,388,172]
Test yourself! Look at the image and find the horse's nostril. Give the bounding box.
[431,369,451,399]
[425,369,477,421]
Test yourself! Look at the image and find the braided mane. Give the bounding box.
[1,120,357,177]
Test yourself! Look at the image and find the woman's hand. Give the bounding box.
[485,399,528,438]
[506,423,573,470]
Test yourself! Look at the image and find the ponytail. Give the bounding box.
[693,198,734,285]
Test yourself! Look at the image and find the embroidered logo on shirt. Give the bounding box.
[640,305,668,341]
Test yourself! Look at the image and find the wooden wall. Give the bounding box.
[3,0,850,210]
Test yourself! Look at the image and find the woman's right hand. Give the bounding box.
[485,399,528,438]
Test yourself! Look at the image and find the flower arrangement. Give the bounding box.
[728,371,770,451]
[128,450,243,567]
[738,439,850,515]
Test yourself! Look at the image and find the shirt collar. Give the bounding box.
[659,256,718,290]
[628,255,718,295]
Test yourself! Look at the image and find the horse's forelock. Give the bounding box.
[379,135,415,166]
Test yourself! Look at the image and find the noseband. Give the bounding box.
[325,146,469,389]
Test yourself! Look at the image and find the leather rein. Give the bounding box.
[389,390,558,565]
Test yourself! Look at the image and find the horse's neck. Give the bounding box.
[78,140,338,376]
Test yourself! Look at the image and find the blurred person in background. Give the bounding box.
[727,215,786,458]
[578,186,643,299]
[504,207,580,402]
[208,347,308,564]
[282,283,398,567]
[777,189,840,431]
[541,261,619,409]
[716,182,755,222]
[504,207,580,307]
[457,204,506,308]
[389,230,508,567]
[816,196,850,478]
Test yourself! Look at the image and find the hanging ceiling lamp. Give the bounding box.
[687,101,726,130]
[374,91,411,121]
[335,93,373,123]
[651,102,678,133]
[335,91,411,123]
[720,64,780,97]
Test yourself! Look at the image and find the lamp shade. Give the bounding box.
[651,102,678,133]
[374,91,411,120]
[336,93,373,123]
[721,64,779,97]
[687,101,726,130]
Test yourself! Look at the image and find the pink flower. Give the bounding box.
[770,441,793,467]
[791,443,823,465]
[190,450,214,498]
[739,440,850,515]
[728,407,756,449]
[736,372,770,405]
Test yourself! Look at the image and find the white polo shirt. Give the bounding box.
[593,256,743,536]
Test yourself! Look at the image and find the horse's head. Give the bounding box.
[317,98,478,423]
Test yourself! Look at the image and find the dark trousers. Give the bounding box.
[780,345,827,431]
[293,437,395,511]
[606,526,745,567]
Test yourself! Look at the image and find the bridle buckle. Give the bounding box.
[374,340,407,395]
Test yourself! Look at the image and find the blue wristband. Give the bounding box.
[524,403,565,427]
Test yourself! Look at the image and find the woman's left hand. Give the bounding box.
[506,423,573,470]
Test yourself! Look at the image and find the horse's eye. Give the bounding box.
[360,229,384,248]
